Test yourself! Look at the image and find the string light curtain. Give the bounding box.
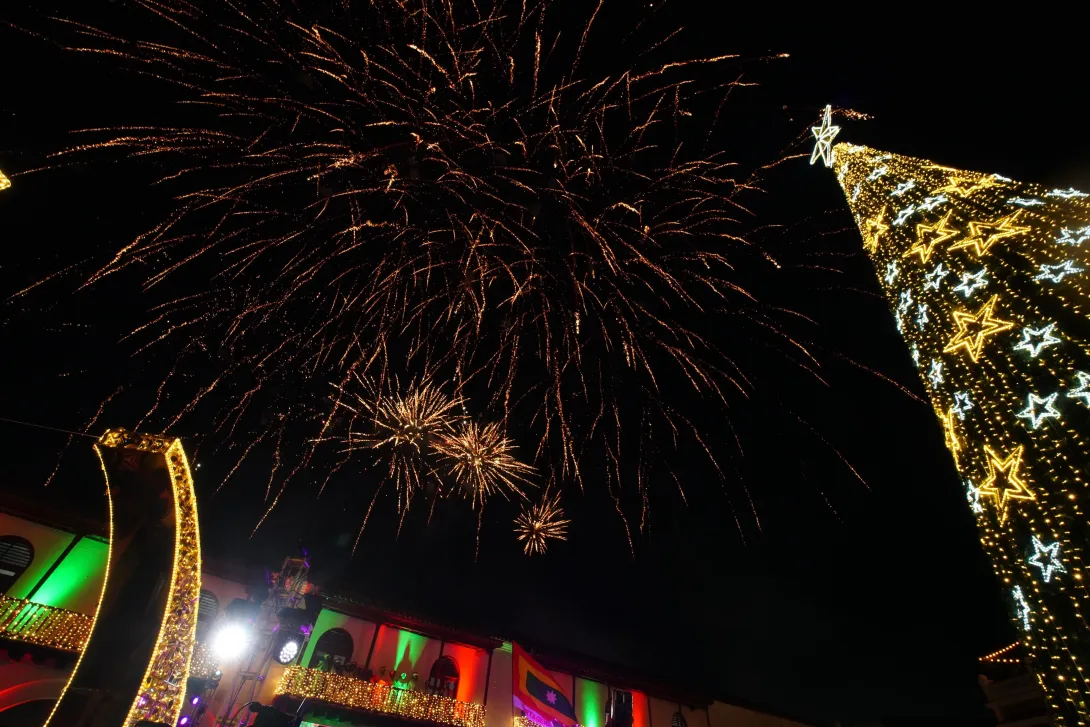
[826,135,1090,725]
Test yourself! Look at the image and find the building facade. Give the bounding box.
[0,501,810,727]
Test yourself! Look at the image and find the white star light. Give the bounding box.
[911,344,921,366]
[1014,324,1061,358]
[965,480,984,513]
[924,263,950,290]
[1009,197,1043,207]
[953,269,989,298]
[897,289,913,316]
[1028,537,1066,583]
[892,205,915,226]
[837,162,848,182]
[917,194,948,212]
[868,165,889,181]
[851,183,861,202]
[1013,586,1031,631]
[1056,225,1090,246]
[1067,371,1090,406]
[992,173,1013,182]
[1047,187,1088,199]
[1016,392,1061,430]
[884,261,899,285]
[952,391,973,420]
[810,105,840,168]
[929,359,944,385]
[876,154,892,161]
[916,303,929,329]
[1034,260,1084,283]
[891,180,917,197]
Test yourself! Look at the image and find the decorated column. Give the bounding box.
[814,106,1090,724]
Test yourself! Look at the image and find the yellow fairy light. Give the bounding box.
[822,129,1090,725]
[0,596,92,651]
[276,666,486,727]
[942,295,1015,362]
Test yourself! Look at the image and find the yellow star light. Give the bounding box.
[938,406,963,469]
[943,295,1014,362]
[949,211,1031,257]
[810,105,840,168]
[978,445,1034,523]
[863,207,889,252]
[0,169,10,191]
[904,210,959,264]
[938,174,994,198]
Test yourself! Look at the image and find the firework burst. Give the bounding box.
[434,421,534,509]
[18,0,822,551]
[514,492,570,556]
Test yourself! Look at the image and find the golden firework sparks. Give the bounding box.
[434,421,534,508]
[514,492,570,556]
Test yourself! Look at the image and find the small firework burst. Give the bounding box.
[434,421,533,508]
[336,376,464,511]
[514,493,570,556]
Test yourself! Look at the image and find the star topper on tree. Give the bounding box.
[810,104,840,168]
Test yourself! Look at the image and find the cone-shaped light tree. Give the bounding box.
[815,106,1090,724]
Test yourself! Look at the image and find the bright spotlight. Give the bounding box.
[276,638,300,665]
[212,623,251,660]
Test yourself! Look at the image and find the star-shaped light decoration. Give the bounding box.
[965,479,984,513]
[928,359,944,386]
[1013,323,1061,358]
[892,205,915,226]
[867,165,889,181]
[1013,586,1031,631]
[950,212,1031,257]
[905,211,960,264]
[911,344,921,367]
[897,289,914,317]
[1016,392,1061,430]
[916,303,929,329]
[1056,225,1090,246]
[884,261,899,285]
[953,269,989,298]
[943,295,1014,362]
[1034,260,1084,283]
[924,263,950,290]
[939,174,995,198]
[952,391,974,420]
[1008,197,1043,207]
[1046,187,1088,199]
[862,207,889,252]
[979,444,1035,523]
[917,194,948,212]
[1067,371,1090,407]
[0,169,9,191]
[809,105,840,168]
[890,180,916,197]
[851,183,861,202]
[938,407,963,469]
[1028,537,1066,583]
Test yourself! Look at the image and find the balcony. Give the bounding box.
[275,666,486,727]
[0,595,92,652]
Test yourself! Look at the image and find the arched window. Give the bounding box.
[309,627,354,669]
[671,712,687,727]
[426,655,459,698]
[195,590,220,642]
[0,537,33,594]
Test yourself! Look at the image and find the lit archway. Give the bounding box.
[45,429,201,727]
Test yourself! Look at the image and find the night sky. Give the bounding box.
[1,4,1086,726]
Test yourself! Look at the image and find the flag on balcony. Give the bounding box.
[512,643,577,727]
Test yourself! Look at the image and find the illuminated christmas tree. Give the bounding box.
[814,106,1090,724]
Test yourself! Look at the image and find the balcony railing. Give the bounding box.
[0,595,93,652]
[276,666,486,727]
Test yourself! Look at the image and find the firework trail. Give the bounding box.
[16,0,840,551]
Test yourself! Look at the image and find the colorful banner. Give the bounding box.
[512,643,577,727]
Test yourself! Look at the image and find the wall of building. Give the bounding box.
[708,700,810,727]
[0,513,76,602]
